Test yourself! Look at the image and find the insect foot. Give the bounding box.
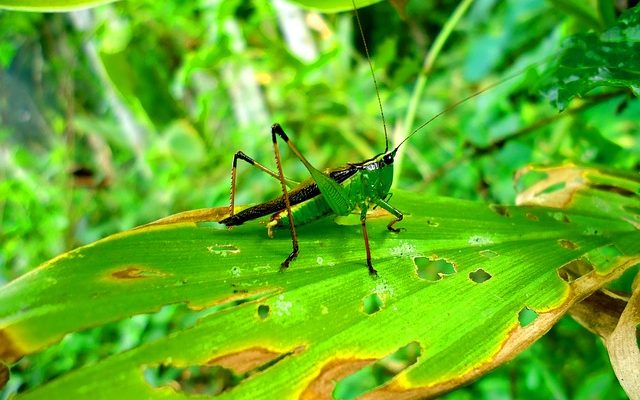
[367,261,379,278]
[279,245,299,272]
[387,214,404,233]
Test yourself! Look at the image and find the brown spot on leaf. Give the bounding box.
[111,266,166,280]
[558,239,579,250]
[490,204,511,217]
[515,165,584,208]
[301,359,376,400]
[0,362,8,389]
[550,212,571,223]
[525,212,539,221]
[0,330,24,362]
[207,347,286,374]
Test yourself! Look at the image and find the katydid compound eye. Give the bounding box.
[383,153,394,164]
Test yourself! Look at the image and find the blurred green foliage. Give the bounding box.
[0,0,638,398]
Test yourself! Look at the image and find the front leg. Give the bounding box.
[374,197,404,233]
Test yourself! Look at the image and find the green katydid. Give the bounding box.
[219,2,528,276]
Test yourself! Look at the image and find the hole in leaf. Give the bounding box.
[558,239,579,250]
[479,249,499,258]
[518,307,538,327]
[469,268,492,283]
[144,363,238,395]
[490,204,511,217]
[590,184,638,197]
[257,304,270,320]
[333,342,422,399]
[145,346,305,394]
[363,294,384,315]
[538,181,566,196]
[414,257,456,282]
[515,169,548,193]
[550,212,571,223]
[557,258,595,282]
[525,212,539,221]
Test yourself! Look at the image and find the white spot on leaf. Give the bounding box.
[468,235,494,246]
[374,280,395,298]
[390,242,418,257]
[274,295,292,317]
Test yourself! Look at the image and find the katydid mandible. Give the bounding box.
[219,2,526,276]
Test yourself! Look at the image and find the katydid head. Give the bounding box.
[382,149,396,165]
[356,148,396,198]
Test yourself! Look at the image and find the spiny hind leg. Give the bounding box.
[374,197,404,233]
[271,124,299,271]
[228,151,298,218]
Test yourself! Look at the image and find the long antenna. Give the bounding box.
[393,57,553,151]
[352,0,389,152]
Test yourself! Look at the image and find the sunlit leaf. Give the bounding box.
[1,165,639,398]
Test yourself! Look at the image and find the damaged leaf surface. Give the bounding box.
[0,166,639,399]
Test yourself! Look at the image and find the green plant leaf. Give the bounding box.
[284,0,382,13]
[1,165,639,398]
[0,0,119,12]
[540,5,640,111]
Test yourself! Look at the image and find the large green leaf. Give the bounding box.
[0,0,118,12]
[1,165,639,398]
[0,166,640,399]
